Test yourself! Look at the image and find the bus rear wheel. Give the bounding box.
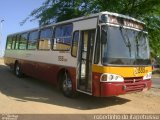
[14,63,23,78]
[61,73,75,98]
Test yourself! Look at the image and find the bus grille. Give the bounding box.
[124,77,143,83]
[125,84,146,93]
[124,77,146,93]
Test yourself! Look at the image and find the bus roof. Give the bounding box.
[8,11,144,36]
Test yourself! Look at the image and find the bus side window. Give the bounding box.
[28,31,39,50]
[6,36,12,49]
[94,26,100,64]
[11,36,16,49]
[53,24,73,50]
[19,33,28,50]
[39,28,53,50]
[15,35,20,50]
[71,31,79,57]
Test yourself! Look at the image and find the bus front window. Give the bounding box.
[102,25,151,65]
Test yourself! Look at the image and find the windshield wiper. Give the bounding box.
[135,31,143,58]
[120,26,132,57]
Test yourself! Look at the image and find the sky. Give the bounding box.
[0,0,45,56]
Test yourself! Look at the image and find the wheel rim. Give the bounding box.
[62,75,72,93]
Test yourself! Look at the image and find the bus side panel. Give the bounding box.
[35,61,76,87]
[4,56,16,69]
[36,62,59,84]
[20,59,77,89]
[92,72,101,97]
[4,49,77,91]
[21,60,36,78]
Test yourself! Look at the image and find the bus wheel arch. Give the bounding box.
[58,68,75,98]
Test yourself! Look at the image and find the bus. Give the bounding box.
[4,11,152,97]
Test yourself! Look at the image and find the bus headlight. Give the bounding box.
[100,73,124,82]
[143,72,152,80]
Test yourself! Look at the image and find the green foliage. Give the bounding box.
[21,0,88,25]
[23,0,160,57]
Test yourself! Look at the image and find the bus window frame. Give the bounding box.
[6,36,13,50]
[38,27,53,51]
[11,36,17,50]
[27,30,39,50]
[19,32,29,50]
[94,26,101,64]
[71,31,80,57]
[52,23,73,51]
[15,35,20,50]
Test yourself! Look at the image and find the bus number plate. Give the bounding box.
[134,67,145,76]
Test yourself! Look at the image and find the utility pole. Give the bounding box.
[0,19,4,57]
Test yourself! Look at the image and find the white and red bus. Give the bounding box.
[4,11,152,97]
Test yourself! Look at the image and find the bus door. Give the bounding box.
[77,30,95,93]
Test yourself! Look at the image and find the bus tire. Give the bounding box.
[61,72,75,98]
[14,63,23,78]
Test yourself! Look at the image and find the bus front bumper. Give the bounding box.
[100,80,152,97]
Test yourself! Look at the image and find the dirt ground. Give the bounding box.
[0,58,160,114]
[0,58,4,64]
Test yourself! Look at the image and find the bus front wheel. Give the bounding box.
[61,72,75,98]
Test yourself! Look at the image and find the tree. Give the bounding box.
[23,0,160,57]
[21,0,89,25]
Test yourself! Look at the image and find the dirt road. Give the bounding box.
[0,59,160,114]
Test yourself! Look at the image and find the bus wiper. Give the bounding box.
[135,31,143,58]
[120,26,132,57]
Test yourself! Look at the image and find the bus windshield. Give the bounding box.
[102,25,151,65]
